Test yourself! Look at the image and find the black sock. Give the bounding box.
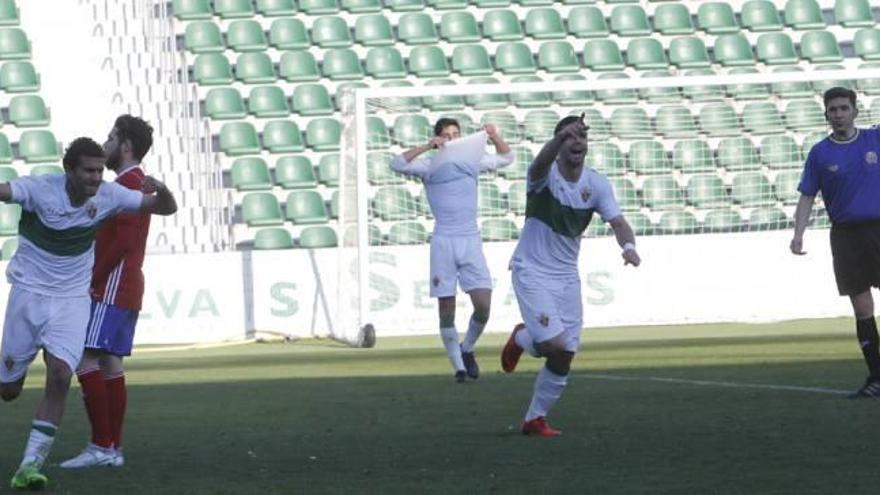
[856,317,880,380]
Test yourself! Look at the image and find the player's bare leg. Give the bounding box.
[521,339,573,437]
[848,290,880,398]
[438,296,466,382]
[460,289,490,380]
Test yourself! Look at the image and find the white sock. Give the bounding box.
[514,328,539,357]
[439,327,465,372]
[460,316,485,353]
[20,420,57,469]
[525,366,568,421]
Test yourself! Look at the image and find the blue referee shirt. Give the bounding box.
[799,128,880,225]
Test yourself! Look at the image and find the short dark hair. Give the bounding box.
[554,115,582,136]
[823,87,857,108]
[63,137,105,171]
[114,114,154,162]
[433,117,459,137]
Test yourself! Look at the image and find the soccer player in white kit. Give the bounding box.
[0,138,177,489]
[501,116,641,436]
[391,118,513,382]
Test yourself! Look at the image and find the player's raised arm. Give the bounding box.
[790,194,816,255]
[530,117,587,183]
[478,124,514,172]
[608,215,641,267]
[138,175,177,216]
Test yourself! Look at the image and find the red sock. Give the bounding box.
[78,369,113,448]
[105,374,127,449]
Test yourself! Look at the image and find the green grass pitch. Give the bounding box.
[0,318,877,494]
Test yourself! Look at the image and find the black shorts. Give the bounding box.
[830,220,880,296]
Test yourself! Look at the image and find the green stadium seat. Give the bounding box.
[811,64,853,93]
[18,130,59,163]
[718,137,761,171]
[387,222,428,245]
[587,142,625,176]
[416,187,432,218]
[478,182,506,217]
[305,118,341,151]
[741,0,784,31]
[380,80,421,112]
[0,203,19,235]
[525,8,567,39]
[580,108,610,139]
[770,66,813,97]
[299,0,340,14]
[494,42,536,74]
[386,0,424,11]
[0,133,11,163]
[248,85,289,118]
[172,0,211,20]
[583,39,624,71]
[368,151,403,185]
[595,72,637,104]
[500,146,532,180]
[567,6,609,38]
[253,228,294,250]
[328,190,339,220]
[668,37,711,68]
[465,77,507,109]
[213,0,254,18]
[507,181,526,215]
[628,140,668,175]
[703,209,743,232]
[610,107,651,139]
[192,54,233,85]
[227,20,268,52]
[627,38,668,70]
[481,218,519,241]
[749,206,788,231]
[451,45,492,76]
[608,177,638,211]
[311,16,352,48]
[262,120,305,153]
[322,49,363,80]
[653,3,695,35]
[269,19,310,50]
[858,63,880,95]
[509,75,551,108]
[756,33,798,64]
[699,103,740,136]
[1,236,17,258]
[275,156,317,189]
[551,74,594,105]
[523,109,559,143]
[658,210,698,234]
[609,5,651,36]
[394,114,431,147]
[298,226,338,248]
[761,135,802,169]
[774,169,802,204]
[234,53,276,84]
[625,212,654,236]
[256,0,297,16]
[30,165,62,176]
[476,0,511,6]
[0,165,16,181]
[242,193,283,226]
[855,29,880,60]
[318,154,340,186]
[724,68,769,100]
[286,190,329,224]
[0,61,37,92]
[441,12,480,43]
[656,105,697,138]
[184,22,224,53]
[279,51,320,82]
[342,0,382,13]
[231,157,272,191]
[355,14,393,46]
[482,9,524,41]
[482,110,521,144]
[342,223,383,246]
[713,34,755,66]
[801,131,828,156]
[365,116,391,149]
[835,0,876,27]
[373,186,418,221]
[0,0,19,25]
[697,3,739,34]
[742,102,784,134]
[365,47,406,79]
[204,87,247,120]
[637,71,681,103]
[538,41,580,73]
[517,0,553,6]
[8,94,48,127]
[783,0,825,29]
[800,31,843,63]
[398,13,438,45]
[686,174,728,208]
[409,47,450,78]
[641,176,682,210]
[421,79,462,111]
[673,139,716,173]
[785,99,825,131]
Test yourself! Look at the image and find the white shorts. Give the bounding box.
[0,285,90,383]
[429,234,492,298]
[511,267,583,352]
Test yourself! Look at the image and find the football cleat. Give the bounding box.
[501,323,525,373]
[848,376,880,399]
[10,464,47,490]
[455,370,467,383]
[461,347,480,380]
[59,444,118,469]
[112,449,125,467]
[521,416,562,437]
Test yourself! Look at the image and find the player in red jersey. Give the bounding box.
[61,115,156,468]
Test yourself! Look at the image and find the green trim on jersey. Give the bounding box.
[525,187,595,238]
[18,210,97,256]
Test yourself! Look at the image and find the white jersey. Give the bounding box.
[5,174,143,296]
[510,162,620,278]
[391,132,513,237]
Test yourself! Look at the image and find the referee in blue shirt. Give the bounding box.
[791,87,880,398]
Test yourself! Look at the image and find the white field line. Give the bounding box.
[581,373,850,396]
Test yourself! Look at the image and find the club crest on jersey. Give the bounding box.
[85,201,97,219]
[866,151,878,165]
[581,187,591,201]
[827,164,839,173]
[538,313,549,327]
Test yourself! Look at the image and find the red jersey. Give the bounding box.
[90,166,151,310]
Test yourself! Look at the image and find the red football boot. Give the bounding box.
[521,416,562,437]
[501,323,525,373]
